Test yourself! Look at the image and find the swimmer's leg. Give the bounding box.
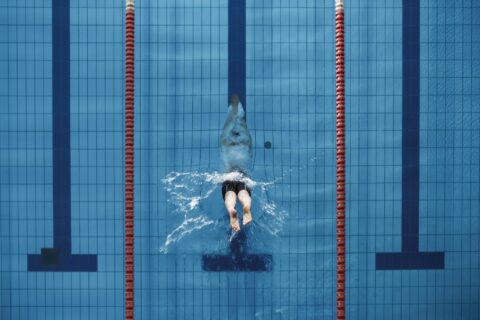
[238,190,252,226]
[224,191,240,232]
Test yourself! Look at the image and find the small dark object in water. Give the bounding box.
[264,141,272,149]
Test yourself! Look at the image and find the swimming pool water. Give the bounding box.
[0,0,479,319]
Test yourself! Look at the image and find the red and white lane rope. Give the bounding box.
[125,0,135,319]
[335,0,346,319]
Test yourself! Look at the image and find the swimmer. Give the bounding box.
[220,94,253,232]
[222,179,252,233]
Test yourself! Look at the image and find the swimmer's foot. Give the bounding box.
[229,210,240,233]
[242,207,252,226]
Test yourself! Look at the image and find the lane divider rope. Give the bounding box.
[125,0,135,319]
[335,0,346,319]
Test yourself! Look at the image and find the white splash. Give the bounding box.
[159,157,320,253]
[159,215,214,253]
[159,170,287,253]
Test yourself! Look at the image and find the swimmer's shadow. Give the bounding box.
[202,228,272,272]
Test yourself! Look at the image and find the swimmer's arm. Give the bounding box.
[222,114,235,132]
[220,129,236,147]
[220,132,231,146]
[224,104,239,127]
[220,105,238,144]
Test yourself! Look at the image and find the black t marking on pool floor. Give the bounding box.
[202,230,272,272]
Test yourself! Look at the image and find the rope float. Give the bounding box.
[125,0,135,319]
[335,0,346,319]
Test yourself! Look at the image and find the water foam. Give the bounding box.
[159,157,319,253]
[159,170,288,253]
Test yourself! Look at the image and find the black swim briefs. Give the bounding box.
[221,180,252,199]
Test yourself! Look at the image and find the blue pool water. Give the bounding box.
[0,0,479,319]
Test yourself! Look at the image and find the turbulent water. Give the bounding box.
[159,171,287,253]
[159,157,319,254]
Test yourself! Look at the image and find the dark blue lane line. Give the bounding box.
[28,0,97,271]
[228,0,246,108]
[202,230,272,272]
[376,0,444,270]
[203,1,271,272]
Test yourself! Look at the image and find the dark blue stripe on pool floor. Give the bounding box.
[28,0,97,272]
[202,1,271,272]
[228,0,246,108]
[376,0,444,270]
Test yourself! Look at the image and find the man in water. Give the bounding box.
[220,94,253,232]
